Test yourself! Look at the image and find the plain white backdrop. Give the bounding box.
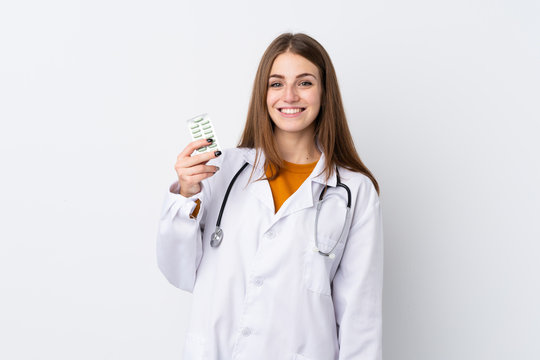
[1,0,539,359]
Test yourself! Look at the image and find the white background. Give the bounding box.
[1,0,539,359]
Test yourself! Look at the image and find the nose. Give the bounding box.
[283,85,299,103]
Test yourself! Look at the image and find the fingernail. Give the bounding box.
[215,166,220,172]
[214,150,222,157]
[206,138,214,143]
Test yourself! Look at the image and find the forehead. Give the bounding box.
[270,52,319,77]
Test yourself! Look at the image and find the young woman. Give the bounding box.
[157,33,383,360]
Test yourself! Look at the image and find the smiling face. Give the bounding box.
[266,52,322,138]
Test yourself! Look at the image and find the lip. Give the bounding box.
[277,107,306,118]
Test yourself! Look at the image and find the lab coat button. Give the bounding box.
[254,278,263,287]
[265,231,275,239]
[241,327,252,337]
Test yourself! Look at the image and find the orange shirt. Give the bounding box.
[266,160,318,213]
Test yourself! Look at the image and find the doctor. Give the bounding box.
[157,33,383,360]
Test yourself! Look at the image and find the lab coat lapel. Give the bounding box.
[241,148,275,212]
[273,178,316,220]
[239,148,338,219]
[272,151,337,223]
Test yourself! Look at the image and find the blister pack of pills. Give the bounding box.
[186,113,221,154]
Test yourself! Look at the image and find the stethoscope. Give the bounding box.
[210,162,352,259]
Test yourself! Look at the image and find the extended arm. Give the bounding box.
[156,139,221,292]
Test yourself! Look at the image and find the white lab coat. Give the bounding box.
[157,147,383,360]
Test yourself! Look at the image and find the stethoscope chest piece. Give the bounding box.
[211,227,223,247]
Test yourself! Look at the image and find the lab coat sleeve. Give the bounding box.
[156,179,211,293]
[332,183,383,360]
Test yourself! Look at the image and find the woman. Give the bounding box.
[157,33,383,360]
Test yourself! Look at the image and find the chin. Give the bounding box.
[271,114,315,132]
[273,122,313,135]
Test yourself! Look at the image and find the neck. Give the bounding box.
[274,127,321,164]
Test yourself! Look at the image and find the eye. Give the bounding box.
[299,80,313,86]
[269,82,282,88]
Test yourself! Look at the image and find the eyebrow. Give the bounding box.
[268,73,317,79]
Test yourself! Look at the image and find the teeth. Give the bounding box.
[280,108,302,114]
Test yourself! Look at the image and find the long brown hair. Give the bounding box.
[237,33,379,194]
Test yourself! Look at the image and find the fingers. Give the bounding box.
[177,167,217,198]
[182,151,220,168]
[179,138,216,158]
[175,139,221,198]
[183,164,220,176]
[176,158,219,178]
[178,139,221,167]
[189,171,217,183]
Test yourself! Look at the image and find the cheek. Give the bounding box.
[308,91,322,110]
[266,92,279,108]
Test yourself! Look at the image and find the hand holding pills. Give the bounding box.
[175,114,222,197]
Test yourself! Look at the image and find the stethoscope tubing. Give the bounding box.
[210,161,352,257]
[210,162,249,247]
[216,162,249,227]
[316,168,352,257]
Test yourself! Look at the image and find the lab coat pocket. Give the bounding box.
[303,238,344,296]
[183,333,207,360]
